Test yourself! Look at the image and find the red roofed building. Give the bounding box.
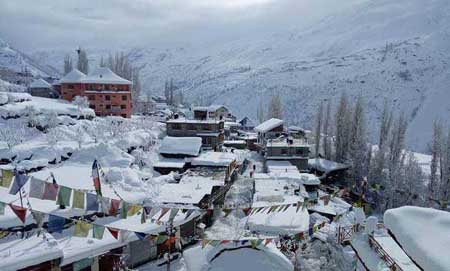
[59,68,132,118]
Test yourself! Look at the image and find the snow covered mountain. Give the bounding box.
[29,0,450,151]
[0,37,60,78]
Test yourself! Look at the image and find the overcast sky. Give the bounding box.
[0,0,365,52]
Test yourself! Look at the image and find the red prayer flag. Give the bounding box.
[92,160,102,196]
[9,204,27,223]
[242,208,251,216]
[220,240,230,245]
[264,238,272,246]
[108,227,119,239]
[109,199,120,216]
[157,208,170,221]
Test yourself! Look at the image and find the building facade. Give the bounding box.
[166,118,225,150]
[59,68,132,118]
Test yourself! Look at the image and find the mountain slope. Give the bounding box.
[0,38,60,77]
[30,0,450,151]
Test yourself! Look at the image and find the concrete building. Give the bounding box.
[192,105,234,121]
[166,118,224,150]
[265,138,310,171]
[59,68,132,118]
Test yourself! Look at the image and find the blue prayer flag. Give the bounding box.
[9,173,29,195]
[48,215,66,233]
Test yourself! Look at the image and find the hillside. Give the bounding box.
[29,0,450,151]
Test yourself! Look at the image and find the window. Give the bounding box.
[187,124,196,131]
[68,84,74,89]
[121,105,126,109]
[88,95,95,101]
[203,124,212,131]
[296,149,304,156]
[281,148,287,155]
[106,105,111,109]
[105,95,111,101]
[122,95,127,101]
[89,105,95,110]
[172,123,182,130]
[121,114,127,118]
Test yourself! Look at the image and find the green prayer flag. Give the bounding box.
[0,202,5,215]
[93,224,105,240]
[57,186,72,207]
[72,190,85,209]
[168,208,179,223]
[250,240,258,249]
[1,170,13,188]
[74,221,92,237]
[120,201,129,219]
[313,224,319,233]
[156,235,168,245]
[256,239,263,246]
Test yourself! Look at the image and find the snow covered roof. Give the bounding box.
[0,234,63,270]
[29,78,52,89]
[189,151,236,167]
[59,69,86,84]
[238,116,256,126]
[154,158,186,169]
[83,67,132,85]
[255,118,283,133]
[384,206,450,271]
[166,118,222,124]
[193,105,228,112]
[59,68,132,85]
[308,158,349,173]
[247,205,309,234]
[159,137,202,157]
[183,243,294,271]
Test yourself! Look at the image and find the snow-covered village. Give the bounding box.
[0,1,450,271]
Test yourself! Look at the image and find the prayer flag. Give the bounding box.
[156,235,168,245]
[56,186,72,207]
[220,240,230,245]
[42,182,59,201]
[210,240,220,246]
[109,199,120,216]
[168,208,179,223]
[72,190,85,209]
[308,227,313,236]
[93,224,105,240]
[108,227,119,239]
[9,172,29,195]
[0,169,13,188]
[157,208,170,221]
[127,204,142,217]
[250,240,258,249]
[223,209,232,217]
[313,224,319,233]
[242,208,251,216]
[241,240,248,245]
[86,193,99,211]
[0,202,4,215]
[135,232,146,240]
[302,200,308,211]
[296,201,302,213]
[29,177,45,199]
[201,239,209,249]
[92,160,102,196]
[184,209,194,220]
[264,239,272,246]
[74,220,92,237]
[99,196,110,214]
[282,204,290,212]
[120,201,129,219]
[48,215,65,233]
[141,208,147,224]
[31,210,45,228]
[256,239,263,246]
[9,204,27,223]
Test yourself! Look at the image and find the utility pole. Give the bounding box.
[165,223,176,271]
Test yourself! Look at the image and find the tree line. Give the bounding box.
[313,93,449,211]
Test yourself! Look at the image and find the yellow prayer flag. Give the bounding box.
[127,204,142,217]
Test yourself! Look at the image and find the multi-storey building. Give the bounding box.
[166,118,225,150]
[59,68,132,118]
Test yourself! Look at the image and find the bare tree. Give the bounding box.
[63,54,73,75]
[72,95,89,119]
[267,93,283,119]
[76,48,89,74]
[323,100,332,160]
[314,101,323,157]
[257,97,265,124]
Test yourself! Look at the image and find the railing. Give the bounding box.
[368,235,403,271]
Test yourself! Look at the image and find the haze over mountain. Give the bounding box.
[2,0,450,151]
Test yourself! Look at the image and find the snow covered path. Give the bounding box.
[351,233,390,271]
[373,234,421,271]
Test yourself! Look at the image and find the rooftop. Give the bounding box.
[254,118,283,133]
[59,67,132,85]
[29,78,52,89]
[159,137,202,157]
